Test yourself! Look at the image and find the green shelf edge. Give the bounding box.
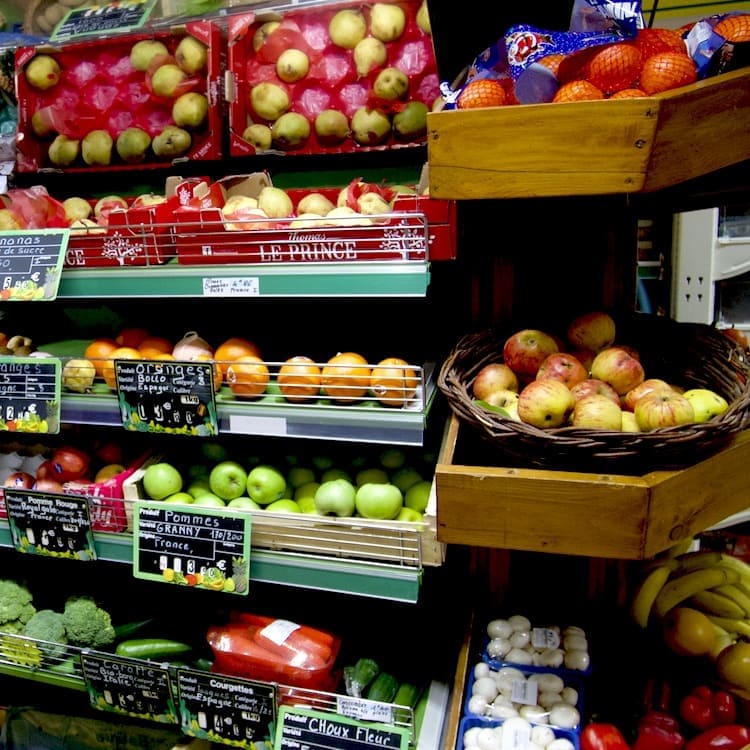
[0,663,86,691]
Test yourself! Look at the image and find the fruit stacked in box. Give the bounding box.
[228,0,438,156]
[15,20,223,173]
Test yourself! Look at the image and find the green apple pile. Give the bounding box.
[139,444,433,523]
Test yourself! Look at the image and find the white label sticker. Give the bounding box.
[336,696,393,724]
[532,627,560,650]
[202,277,260,296]
[510,678,538,706]
[259,619,300,645]
[501,719,532,750]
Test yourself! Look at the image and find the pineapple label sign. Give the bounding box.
[0,229,66,300]
[0,357,60,433]
[133,501,250,595]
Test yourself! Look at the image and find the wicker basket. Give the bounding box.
[438,315,750,473]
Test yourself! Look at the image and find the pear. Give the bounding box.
[242,123,272,150]
[276,49,310,83]
[31,110,55,139]
[152,125,192,159]
[130,40,169,71]
[353,37,387,78]
[328,9,367,49]
[350,106,391,145]
[417,0,431,34]
[314,109,350,145]
[132,193,167,208]
[358,193,391,214]
[81,129,113,166]
[172,92,209,129]
[62,197,92,222]
[115,127,151,164]
[94,196,128,219]
[392,100,428,140]
[257,186,293,219]
[297,193,335,216]
[24,55,60,90]
[175,35,208,74]
[48,134,80,167]
[151,63,188,97]
[373,67,409,100]
[250,82,290,121]
[252,21,280,52]
[271,112,311,150]
[369,3,406,42]
[70,218,105,235]
[0,209,22,230]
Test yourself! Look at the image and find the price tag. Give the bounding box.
[4,489,96,560]
[51,0,157,41]
[276,706,410,750]
[202,277,260,297]
[177,668,276,747]
[115,359,218,436]
[0,357,60,433]
[0,229,66,301]
[133,501,251,595]
[81,652,177,723]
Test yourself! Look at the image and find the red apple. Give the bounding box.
[34,459,56,480]
[722,327,749,350]
[634,391,695,431]
[49,446,91,482]
[621,411,641,432]
[536,352,588,389]
[503,329,559,381]
[569,347,595,373]
[570,378,621,405]
[590,347,645,395]
[93,440,124,466]
[472,363,519,400]
[517,379,575,429]
[566,311,616,352]
[32,477,65,493]
[4,472,35,489]
[571,393,623,430]
[622,378,674,412]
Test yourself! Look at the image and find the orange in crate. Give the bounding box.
[609,87,646,99]
[84,338,118,378]
[639,51,697,94]
[277,356,322,403]
[456,79,506,109]
[226,355,269,399]
[553,79,604,102]
[321,351,371,403]
[633,27,686,60]
[585,43,642,94]
[714,13,750,42]
[214,337,261,377]
[102,346,142,389]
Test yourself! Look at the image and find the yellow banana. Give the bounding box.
[676,550,750,588]
[653,567,739,618]
[690,589,746,619]
[712,584,750,617]
[630,563,674,628]
[706,615,750,640]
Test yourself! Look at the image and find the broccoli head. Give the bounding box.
[62,595,115,649]
[0,579,36,628]
[23,609,67,645]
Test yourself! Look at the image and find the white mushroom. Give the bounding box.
[487,619,514,639]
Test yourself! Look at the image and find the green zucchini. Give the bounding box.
[344,657,380,697]
[393,682,422,709]
[115,638,193,660]
[366,671,399,703]
[413,684,430,740]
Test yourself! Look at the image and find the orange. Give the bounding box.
[662,606,717,657]
[115,327,149,348]
[226,355,269,399]
[714,13,750,42]
[609,88,646,99]
[584,43,642,94]
[277,356,322,403]
[639,51,697,95]
[101,346,142,389]
[214,337,261,377]
[84,337,118,378]
[138,336,172,356]
[633,27,686,60]
[369,357,419,408]
[321,352,371,403]
[456,79,506,109]
[146,351,176,361]
[536,54,565,77]
[553,80,604,102]
[193,352,222,390]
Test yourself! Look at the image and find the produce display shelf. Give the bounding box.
[56,260,431,299]
[426,67,750,199]
[434,415,750,560]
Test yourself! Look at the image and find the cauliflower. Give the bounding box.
[0,579,36,632]
[62,595,115,649]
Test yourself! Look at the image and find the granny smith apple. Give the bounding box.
[320,467,352,484]
[294,481,320,501]
[355,467,389,486]
[391,466,423,494]
[296,495,319,514]
[312,455,335,472]
[379,447,406,470]
[396,507,424,523]
[266,498,302,513]
[187,476,212,498]
[143,462,183,501]
[246,464,287,505]
[355,482,403,519]
[209,460,248,501]
[191,493,226,508]
[162,491,196,505]
[404,480,432,513]
[314,478,356,517]
[287,465,316,488]
[201,441,230,463]
[227,496,261,511]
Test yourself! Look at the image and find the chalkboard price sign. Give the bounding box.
[5,489,96,560]
[115,359,218,436]
[51,0,157,41]
[0,229,66,301]
[275,706,410,750]
[81,652,177,724]
[177,668,276,747]
[133,501,251,595]
[0,357,60,433]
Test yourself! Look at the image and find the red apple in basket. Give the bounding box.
[483,389,521,420]
[48,446,90,482]
[536,352,588,389]
[33,477,64,493]
[570,378,620,406]
[571,393,623,430]
[517,379,574,429]
[634,391,695,431]
[472,363,519,400]
[569,347,596,373]
[622,378,673,412]
[722,327,749,350]
[3,472,35,489]
[590,346,645,395]
[566,311,616,352]
[503,329,559,381]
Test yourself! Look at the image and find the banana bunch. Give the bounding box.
[631,550,750,643]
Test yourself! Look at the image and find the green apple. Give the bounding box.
[294,481,320,501]
[355,467,389,486]
[379,448,406,470]
[192,493,226,508]
[396,507,424,523]
[162,491,196,504]
[321,467,352,484]
[209,460,248,501]
[187,476,212,498]
[314,478,356,517]
[202,442,229,463]
[683,388,729,423]
[266,498,302,513]
[404,480,431,513]
[287,466,316,489]
[227,496,261,511]
[355,482,403,520]
[296,495,319,514]
[312,455,335,472]
[246,464,287,505]
[143,462,183,501]
[391,466,423,494]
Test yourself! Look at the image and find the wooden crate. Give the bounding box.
[426,67,750,199]
[435,414,750,560]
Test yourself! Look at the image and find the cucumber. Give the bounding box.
[115,638,193,660]
[413,685,430,740]
[393,682,422,709]
[344,657,380,697]
[366,671,399,703]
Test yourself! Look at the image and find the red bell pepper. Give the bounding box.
[581,723,631,750]
[633,710,685,750]
[679,686,738,731]
[685,725,750,750]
